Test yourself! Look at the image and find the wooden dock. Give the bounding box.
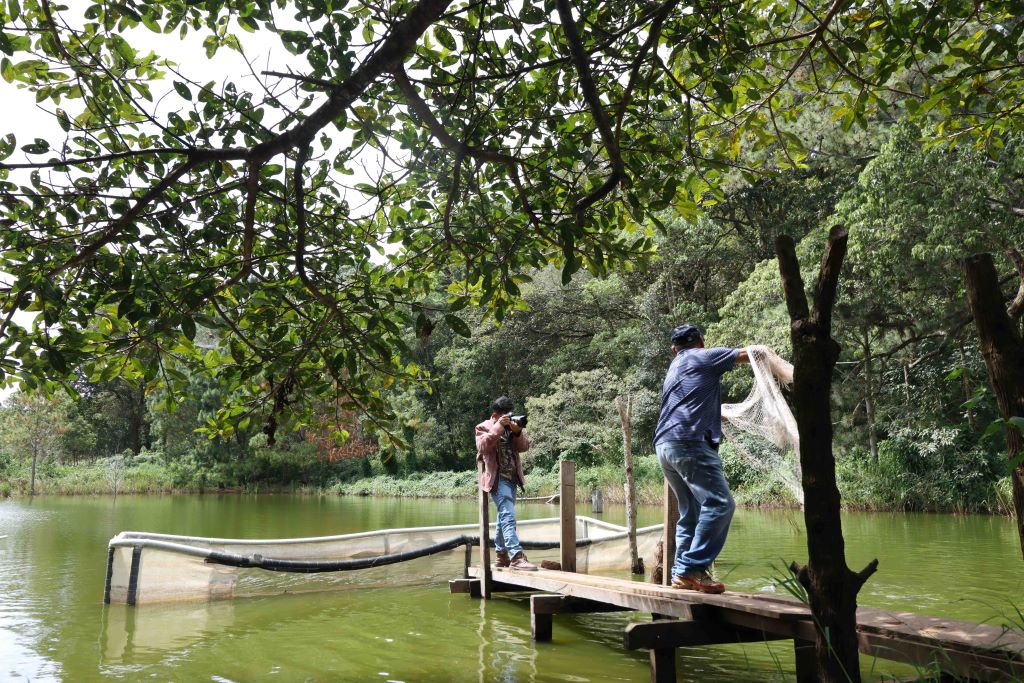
[456,462,1024,681]
[452,566,1024,682]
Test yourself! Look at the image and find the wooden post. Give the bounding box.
[478,461,492,599]
[649,647,675,683]
[794,638,817,683]
[531,595,554,642]
[560,460,576,573]
[661,479,677,586]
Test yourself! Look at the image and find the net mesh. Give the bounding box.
[106,517,661,605]
[721,345,802,504]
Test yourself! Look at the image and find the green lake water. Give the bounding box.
[1,495,1021,682]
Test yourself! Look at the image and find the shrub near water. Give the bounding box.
[836,426,1005,513]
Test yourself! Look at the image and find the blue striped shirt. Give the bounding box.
[653,347,739,447]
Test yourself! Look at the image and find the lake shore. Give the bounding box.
[1,457,1014,515]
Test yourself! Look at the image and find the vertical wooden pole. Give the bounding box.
[530,595,553,642]
[560,460,576,573]
[478,462,492,599]
[649,647,676,683]
[794,639,817,683]
[661,479,678,586]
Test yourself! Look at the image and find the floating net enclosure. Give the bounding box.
[722,345,802,504]
[105,516,662,605]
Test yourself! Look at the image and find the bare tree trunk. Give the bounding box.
[30,442,38,497]
[962,252,1024,560]
[862,328,878,462]
[616,394,643,575]
[776,226,878,683]
[959,343,975,430]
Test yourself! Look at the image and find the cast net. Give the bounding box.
[105,516,662,605]
[721,345,802,504]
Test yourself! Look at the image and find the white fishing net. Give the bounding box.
[105,516,662,605]
[721,345,803,504]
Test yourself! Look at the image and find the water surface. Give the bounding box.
[1,495,1021,681]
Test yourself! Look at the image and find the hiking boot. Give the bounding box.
[509,551,538,571]
[672,569,725,594]
[494,550,511,568]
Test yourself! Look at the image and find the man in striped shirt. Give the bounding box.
[654,324,750,593]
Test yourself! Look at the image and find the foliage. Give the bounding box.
[836,426,1005,513]
[2,0,1023,447]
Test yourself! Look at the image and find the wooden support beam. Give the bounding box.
[794,638,816,683]
[531,594,632,615]
[477,461,491,599]
[649,646,675,683]
[661,479,677,587]
[449,578,534,596]
[532,610,553,642]
[624,619,791,650]
[560,460,576,573]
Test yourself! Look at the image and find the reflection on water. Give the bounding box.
[1,495,1022,681]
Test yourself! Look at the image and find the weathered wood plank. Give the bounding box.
[463,567,1024,680]
[482,568,813,621]
[624,619,790,650]
[560,461,576,573]
[531,593,632,615]
[856,607,1024,659]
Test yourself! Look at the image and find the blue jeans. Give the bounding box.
[656,439,735,578]
[490,478,522,556]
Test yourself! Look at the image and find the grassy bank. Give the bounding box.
[1,449,1014,517]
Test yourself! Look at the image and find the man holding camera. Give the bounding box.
[655,324,749,594]
[475,396,538,571]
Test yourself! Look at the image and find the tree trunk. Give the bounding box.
[862,328,878,462]
[959,343,975,430]
[30,442,38,496]
[617,394,643,575]
[776,226,878,683]
[962,252,1024,560]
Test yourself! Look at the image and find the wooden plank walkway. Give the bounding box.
[460,566,1024,682]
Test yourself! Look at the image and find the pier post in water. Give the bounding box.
[478,461,492,598]
[560,460,576,573]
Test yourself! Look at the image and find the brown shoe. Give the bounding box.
[494,550,510,568]
[509,551,538,571]
[672,570,725,594]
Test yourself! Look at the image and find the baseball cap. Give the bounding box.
[670,324,702,347]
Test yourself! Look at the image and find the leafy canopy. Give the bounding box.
[1,0,1021,442]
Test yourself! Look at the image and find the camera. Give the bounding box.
[504,413,528,429]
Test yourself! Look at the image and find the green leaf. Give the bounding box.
[444,314,471,337]
[180,316,196,341]
[711,80,734,103]
[173,81,192,100]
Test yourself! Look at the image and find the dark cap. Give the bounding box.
[670,324,702,347]
[491,396,514,414]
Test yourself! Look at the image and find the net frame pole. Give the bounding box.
[477,461,492,598]
[560,460,576,572]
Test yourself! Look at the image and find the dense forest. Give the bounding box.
[3,117,1020,512]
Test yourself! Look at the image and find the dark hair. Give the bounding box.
[490,396,514,414]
